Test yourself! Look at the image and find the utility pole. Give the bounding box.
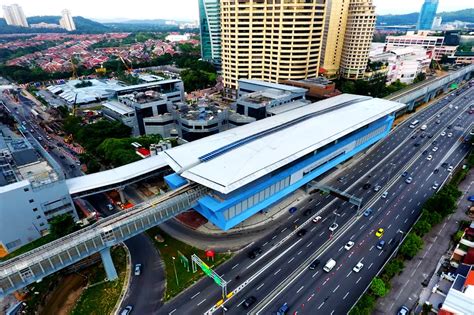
[172,256,179,286]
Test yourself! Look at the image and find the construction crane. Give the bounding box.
[119,55,133,73]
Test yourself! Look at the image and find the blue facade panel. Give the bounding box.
[164,173,188,190]
[194,114,396,230]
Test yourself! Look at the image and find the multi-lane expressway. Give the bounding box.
[154,84,473,315]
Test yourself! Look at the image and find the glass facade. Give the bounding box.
[417,0,439,30]
[198,0,221,65]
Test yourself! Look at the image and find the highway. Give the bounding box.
[154,84,473,315]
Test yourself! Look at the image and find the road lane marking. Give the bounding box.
[369,245,374,251]
[231,264,239,270]
[343,292,349,300]
[256,283,265,291]
[306,241,313,248]
[319,231,325,237]
[338,246,343,252]
[288,257,295,264]
[294,218,300,223]
[311,227,317,232]
[262,242,268,247]
[368,263,373,270]
[378,250,384,256]
[169,310,176,315]
[197,299,206,306]
[296,286,304,294]
[318,302,325,310]
[272,235,277,240]
[312,271,319,278]
[281,228,287,233]
[404,218,409,223]
[274,269,281,276]
[297,250,302,256]
[346,271,352,278]
[388,224,392,229]
[191,292,200,300]
[333,285,340,293]
[395,214,399,220]
[356,277,362,284]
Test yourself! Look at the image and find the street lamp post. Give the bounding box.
[172,256,179,286]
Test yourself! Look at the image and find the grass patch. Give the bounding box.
[146,227,232,301]
[0,234,55,262]
[22,273,61,313]
[70,246,127,315]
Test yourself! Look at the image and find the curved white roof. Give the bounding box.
[160,94,405,194]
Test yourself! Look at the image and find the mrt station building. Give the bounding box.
[161,94,405,230]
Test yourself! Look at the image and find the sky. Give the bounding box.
[2,0,473,22]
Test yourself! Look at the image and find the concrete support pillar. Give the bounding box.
[407,100,415,112]
[118,188,126,204]
[100,247,118,281]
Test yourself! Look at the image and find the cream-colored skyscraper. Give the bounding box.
[320,0,350,78]
[221,0,326,90]
[339,0,376,80]
[2,4,28,28]
[59,9,76,31]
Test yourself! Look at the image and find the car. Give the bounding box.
[405,176,413,184]
[441,162,449,168]
[363,208,373,217]
[276,302,289,315]
[447,165,454,172]
[440,131,446,136]
[376,240,385,250]
[411,135,417,139]
[447,125,452,129]
[303,209,312,216]
[59,155,65,159]
[329,223,339,232]
[455,106,459,110]
[397,306,410,315]
[134,264,142,276]
[363,183,371,190]
[401,171,408,177]
[375,228,384,238]
[436,113,441,118]
[120,305,133,315]
[46,135,51,140]
[248,247,263,259]
[37,136,43,141]
[373,185,381,192]
[106,204,114,211]
[426,155,433,161]
[432,182,439,190]
[428,134,433,139]
[345,241,355,250]
[297,229,307,237]
[432,140,438,145]
[242,296,257,309]
[467,195,474,202]
[289,207,297,214]
[436,119,441,124]
[447,133,453,138]
[353,262,364,273]
[381,191,388,199]
[432,146,438,152]
[337,176,345,182]
[422,150,428,155]
[309,259,321,270]
[420,133,426,138]
[433,168,439,174]
[312,216,322,223]
[413,142,420,147]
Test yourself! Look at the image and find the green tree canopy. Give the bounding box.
[370,277,389,297]
[400,233,423,259]
[49,213,77,238]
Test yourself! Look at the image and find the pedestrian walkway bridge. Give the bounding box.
[0,183,208,298]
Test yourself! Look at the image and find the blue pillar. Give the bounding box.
[100,247,118,281]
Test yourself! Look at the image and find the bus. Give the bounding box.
[409,120,420,129]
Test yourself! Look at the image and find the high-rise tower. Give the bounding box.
[59,9,76,31]
[2,4,28,28]
[198,0,221,66]
[220,0,327,90]
[339,0,376,80]
[417,0,439,30]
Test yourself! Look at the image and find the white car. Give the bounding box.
[344,241,355,251]
[353,262,364,273]
[447,133,453,138]
[440,131,446,136]
[432,146,438,152]
[432,182,439,190]
[426,155,433,161]
[447,166,454,172]
[381,191,388,199]
[312,216,322,223]
[329,223,339,232]
[134,264,142,276]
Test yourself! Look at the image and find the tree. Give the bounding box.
[49,213,77,238]
[382,259,405,281]
[440,54,450,65]
[370,277,389,297]
[413,220,431,237]
[349,294,376,315]
[413,72,426,84]
[400,233,423,259]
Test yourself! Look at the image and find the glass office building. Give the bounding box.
[417,0,439,30]
[198,0,221,66]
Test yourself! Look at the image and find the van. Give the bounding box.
[323,259,336,272]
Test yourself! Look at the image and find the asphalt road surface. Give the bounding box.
[154,84,474,315]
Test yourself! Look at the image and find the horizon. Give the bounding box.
[1,0,472,22]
